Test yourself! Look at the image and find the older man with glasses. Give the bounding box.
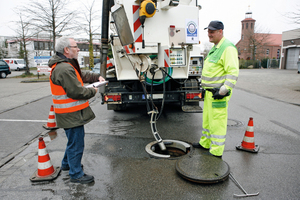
[48,36,105,184]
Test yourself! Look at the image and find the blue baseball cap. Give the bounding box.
[204,21,224,30]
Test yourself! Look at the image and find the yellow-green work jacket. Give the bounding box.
[202,37,239,91]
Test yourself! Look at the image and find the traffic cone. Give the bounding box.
[106,56,113,69]
[43,105,58,130]
[236,117,259,153]
[30,137,60,182]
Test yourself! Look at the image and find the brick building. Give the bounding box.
[235,9,282,61]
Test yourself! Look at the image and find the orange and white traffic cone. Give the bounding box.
[236,117,259,153]
[43,105,58,130]
[106,56,113,69]
[30,137,60,182]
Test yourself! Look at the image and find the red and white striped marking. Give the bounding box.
[106,56,113,68]
[164,49,170,68]
[133,5,142,43]
[124,45,135,54]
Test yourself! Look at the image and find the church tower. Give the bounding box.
[241,6,256,40]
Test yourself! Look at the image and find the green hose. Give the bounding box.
[144,67,173,85]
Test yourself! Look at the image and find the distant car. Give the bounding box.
[0,59,11,78]
[92,63,100,74]
[3,58,26,71]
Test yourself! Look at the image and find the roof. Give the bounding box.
[242,18,256,22]
[256,33,282,46]
[235,34,282,48]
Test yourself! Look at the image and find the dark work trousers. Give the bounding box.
[62,125,85,179]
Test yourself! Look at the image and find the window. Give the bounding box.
[34,41,39,50]
[242,24,244,29]
[251,23,253,29]
[266,49,269,55]
[0,60,6,66]
[246,23,248,29]
[45,42,49,50]
[39,42,44,50]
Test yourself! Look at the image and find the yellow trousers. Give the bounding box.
[199,90,231,156]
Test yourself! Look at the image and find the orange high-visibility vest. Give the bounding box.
[50,63,89,114]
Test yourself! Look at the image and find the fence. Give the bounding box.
[267,59,280,69]
[239,59,280,69]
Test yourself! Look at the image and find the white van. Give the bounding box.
[4,59,26,71]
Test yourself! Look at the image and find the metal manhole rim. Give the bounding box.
[145,139,191,159]
[228,118,244,127]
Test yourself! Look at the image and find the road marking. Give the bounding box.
[0,119,48,122]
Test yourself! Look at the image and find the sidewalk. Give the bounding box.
[236,68,300,106]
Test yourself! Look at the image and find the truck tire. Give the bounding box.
[0,72,7,78]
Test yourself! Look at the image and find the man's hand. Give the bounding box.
[212,88,231,100]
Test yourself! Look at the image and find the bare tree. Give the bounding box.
[13,12,34,75]
[0,40,8,59]
[238,24,272,61]
[284,4,300,26]
[202,42,213,58]
[80,0,101,69]
[22,0,78,51]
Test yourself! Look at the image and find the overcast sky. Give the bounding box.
[0,0,299,50]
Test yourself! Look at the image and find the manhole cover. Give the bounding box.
[228,118,244,127]
[145,140,191,159]
[176,154,230,184]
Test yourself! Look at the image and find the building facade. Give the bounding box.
[280,28,300,70]
[4,35,101,68]
[235,9,282,62]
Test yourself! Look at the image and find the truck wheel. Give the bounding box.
[0,72,7,78]
[17,67,20,71]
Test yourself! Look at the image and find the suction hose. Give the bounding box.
[148,110,166,151]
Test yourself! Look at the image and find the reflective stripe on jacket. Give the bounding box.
[50,63,89,114]
[201,37,239,90]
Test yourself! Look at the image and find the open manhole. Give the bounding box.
[145,140,191,159]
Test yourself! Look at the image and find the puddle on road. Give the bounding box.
[48,130,58,140]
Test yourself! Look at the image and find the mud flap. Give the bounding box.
[182,104,203,113]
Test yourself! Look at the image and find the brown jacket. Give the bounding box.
[49,54,100,128]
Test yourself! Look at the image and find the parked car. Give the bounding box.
[0,59,11,78]
[92,62,100,74]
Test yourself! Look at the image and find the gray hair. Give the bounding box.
[55,37,73,54]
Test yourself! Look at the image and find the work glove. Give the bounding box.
[201,88,205,99]
[211,87,231,100]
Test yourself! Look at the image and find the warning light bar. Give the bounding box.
[104,95,121,102]
[186,93,202,100]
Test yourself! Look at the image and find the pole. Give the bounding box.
[100,0,110,80]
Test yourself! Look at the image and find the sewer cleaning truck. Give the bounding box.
[100,0,203,112]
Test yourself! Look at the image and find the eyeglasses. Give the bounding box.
[68,46,78,48]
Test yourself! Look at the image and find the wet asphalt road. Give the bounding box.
[0,69,300,199]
